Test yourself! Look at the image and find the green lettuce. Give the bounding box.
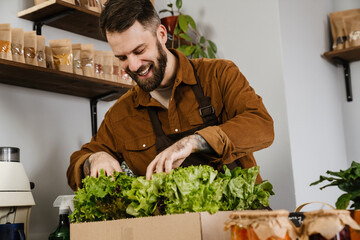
[162,165,225,214]
[70,170,134,223]
[70,165,275,223]
[218,166,274,210]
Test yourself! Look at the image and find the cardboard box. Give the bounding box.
[70,211,232,240]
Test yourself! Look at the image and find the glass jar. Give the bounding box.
[224,210,297,240]
[299,209,360,240]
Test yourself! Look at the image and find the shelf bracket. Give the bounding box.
[33,9,75,35]
[334,57,352,102]
[90,92,118,136]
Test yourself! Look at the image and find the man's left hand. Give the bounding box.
[146,134,213,180]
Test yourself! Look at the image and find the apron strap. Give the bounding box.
[147,107,173,153]
[189,61,218,125]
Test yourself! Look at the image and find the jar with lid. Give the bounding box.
[299,209,360,240]
[224,210,297,240]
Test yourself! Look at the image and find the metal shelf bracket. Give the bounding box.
[33,9,75,35]
[334,57,352,102]
[90,92,118,136]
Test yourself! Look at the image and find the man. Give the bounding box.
[67,0,274,191]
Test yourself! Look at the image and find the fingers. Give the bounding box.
[88,151,122,178]
[146,159,156,180]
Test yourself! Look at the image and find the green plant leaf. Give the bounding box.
[208,40,217,53]
[174,25,181,35]
[177,45,195,56]
[175,0,182,10]
[335,193,352,209]
[193,51,199,59]
[159,9,171,14]
[185,15,196,30]
[178,14,188,33]
[200,36,205,44]
[179,33,192,41]
[208,48,216,59]
[198,47,207,58]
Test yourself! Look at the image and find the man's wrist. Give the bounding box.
[192,134,215,154]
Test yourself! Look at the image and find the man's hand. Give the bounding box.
[146,134,213,180]
[83,151,122,177]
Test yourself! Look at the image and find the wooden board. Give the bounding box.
[0,59,131,101]
[18,0,105,41]
[322,46,360,64]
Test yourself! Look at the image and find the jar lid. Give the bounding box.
[303,209,349,217]
[225,210,297,240]
[299,209,360,240]
[229,209,290,219]
[0,147,20,162]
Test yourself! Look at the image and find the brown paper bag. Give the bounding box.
[112,56,120,82]
[11,28,25,63]
[49,39,73,73]
[45,46,55,69]
[0,23,12,61]
[72,43,82,75]
[330,9,360,50]
[103,51,113,81]
[80,44,94,77]
[36,35,46,68]
[24,31,37,66]
[87,0,101,13]
[94,50,104,79]
[344,14,360,48]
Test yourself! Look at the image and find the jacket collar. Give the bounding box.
[133,49,197,108]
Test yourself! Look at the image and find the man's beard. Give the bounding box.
[125,40,167,92]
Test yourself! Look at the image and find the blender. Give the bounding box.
[0,147,35,239]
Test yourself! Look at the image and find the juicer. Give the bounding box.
[0,147,35,238]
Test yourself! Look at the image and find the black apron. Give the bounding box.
[147,61,241,171]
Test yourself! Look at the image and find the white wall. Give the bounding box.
[0,2,113,239]
[278,0,358,210]
[332,0,360,167]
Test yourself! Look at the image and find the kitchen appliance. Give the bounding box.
[0,147,35,239]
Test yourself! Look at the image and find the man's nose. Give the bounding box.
[127,55,142,72]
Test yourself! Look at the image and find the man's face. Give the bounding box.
[106,22,167,92]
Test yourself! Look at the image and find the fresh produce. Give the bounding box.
[310,161,360,209]
[70,165,274,223]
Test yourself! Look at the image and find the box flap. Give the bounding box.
[200,211,232,240]
[71,212,202,240]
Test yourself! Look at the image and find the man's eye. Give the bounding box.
[135,49,144,55]
[118,56,127,61]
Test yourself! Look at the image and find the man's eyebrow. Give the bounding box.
[115,43,145,58]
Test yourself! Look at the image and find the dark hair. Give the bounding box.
[99,0,160,39]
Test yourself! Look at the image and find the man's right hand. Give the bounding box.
[83,151,122,177]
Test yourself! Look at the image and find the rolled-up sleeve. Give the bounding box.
[196,61,274,165]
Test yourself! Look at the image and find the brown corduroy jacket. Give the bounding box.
[67,50,274,191]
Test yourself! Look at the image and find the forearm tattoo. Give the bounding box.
[194,134,215,154]
[83,158,91,176]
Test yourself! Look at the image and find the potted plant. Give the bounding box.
[310,161,360,239]
[159,0,181,35]
[159,0,217,59]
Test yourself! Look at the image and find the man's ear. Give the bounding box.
[157,24,168,45]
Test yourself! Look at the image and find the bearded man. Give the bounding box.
[67,0,274,191]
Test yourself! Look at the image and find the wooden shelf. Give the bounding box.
[18,0,105,41]
[0,59,132,101]
[322,46,360,64]
[322,46,360,102]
